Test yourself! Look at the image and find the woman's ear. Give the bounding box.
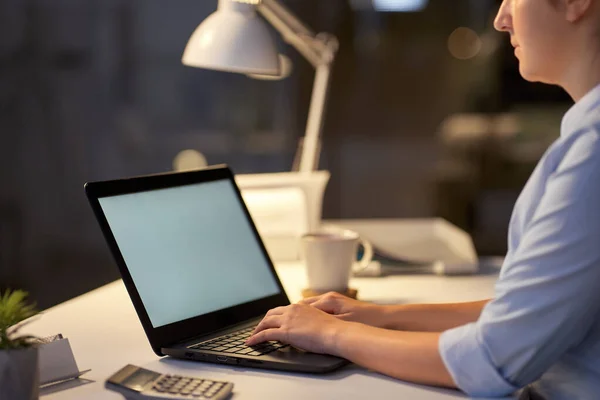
[564,0,593,22]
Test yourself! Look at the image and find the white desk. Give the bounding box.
[30,262,502,400]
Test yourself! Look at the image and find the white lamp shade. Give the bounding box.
[182,5,281,76]
[248,54,293,80]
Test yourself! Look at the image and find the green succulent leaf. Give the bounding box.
[0,290,40,350]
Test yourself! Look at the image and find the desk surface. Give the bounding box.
[31,262,502,400]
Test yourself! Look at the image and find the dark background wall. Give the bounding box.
[0,0,572,309]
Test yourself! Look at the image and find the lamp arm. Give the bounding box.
[297,64,332,172]
[259,0,314,38]
[255,0,337,172]
[257,0,338,68]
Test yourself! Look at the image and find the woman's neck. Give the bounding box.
[561,42,600,102]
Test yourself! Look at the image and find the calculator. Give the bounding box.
[105,364,234,400]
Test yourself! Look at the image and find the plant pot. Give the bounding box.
[0,347,39,400]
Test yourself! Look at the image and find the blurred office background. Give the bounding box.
[0,0,571,309]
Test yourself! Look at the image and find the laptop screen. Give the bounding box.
[98,178,281,328]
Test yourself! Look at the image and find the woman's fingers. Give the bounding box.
[298,295,323,305]
[246,328,285,346]
[335,313,353,321]
[299,292,344,306]
[252,315,283,335]
[309,297,340,314]
[264,306,288,317]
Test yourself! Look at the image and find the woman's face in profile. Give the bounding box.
[494,0,570,84]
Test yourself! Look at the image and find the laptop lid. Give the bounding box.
[84,166,290,356]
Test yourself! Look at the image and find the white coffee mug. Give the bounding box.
[301,230,373,292]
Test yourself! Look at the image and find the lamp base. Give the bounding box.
[235,171,330,262]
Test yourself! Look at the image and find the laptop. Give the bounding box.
[84,165,348,373]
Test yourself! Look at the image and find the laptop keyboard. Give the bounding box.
[189,326,289,356]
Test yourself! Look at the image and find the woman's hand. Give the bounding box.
[245,302,454,390]
[245,304,347,355]
[299,292,392,328]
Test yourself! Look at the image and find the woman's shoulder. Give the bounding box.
[557,108,600,165]
[541,116,600,179]
[566,106,600,142]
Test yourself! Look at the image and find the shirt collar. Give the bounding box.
[561,83,600,137]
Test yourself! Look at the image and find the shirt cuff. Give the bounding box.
[439,323,519,397]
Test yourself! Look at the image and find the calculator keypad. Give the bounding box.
[153,375,227,398]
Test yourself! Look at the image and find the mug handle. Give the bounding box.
[354,237,374,273]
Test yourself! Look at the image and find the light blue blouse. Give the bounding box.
[439,84,600,399]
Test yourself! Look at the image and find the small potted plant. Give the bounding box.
[0,289,40,400]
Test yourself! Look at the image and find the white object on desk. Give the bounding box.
[241,187,307,261]
[326,218,479,275]
[301,230,373,291]
[236,171,330,261]
[38,336,90,386]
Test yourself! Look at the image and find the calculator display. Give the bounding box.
[121,369,159,391]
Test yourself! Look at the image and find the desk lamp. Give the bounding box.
[180,0,338,256]
[182,0,338,173]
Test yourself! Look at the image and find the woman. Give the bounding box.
[246,0,600,398]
